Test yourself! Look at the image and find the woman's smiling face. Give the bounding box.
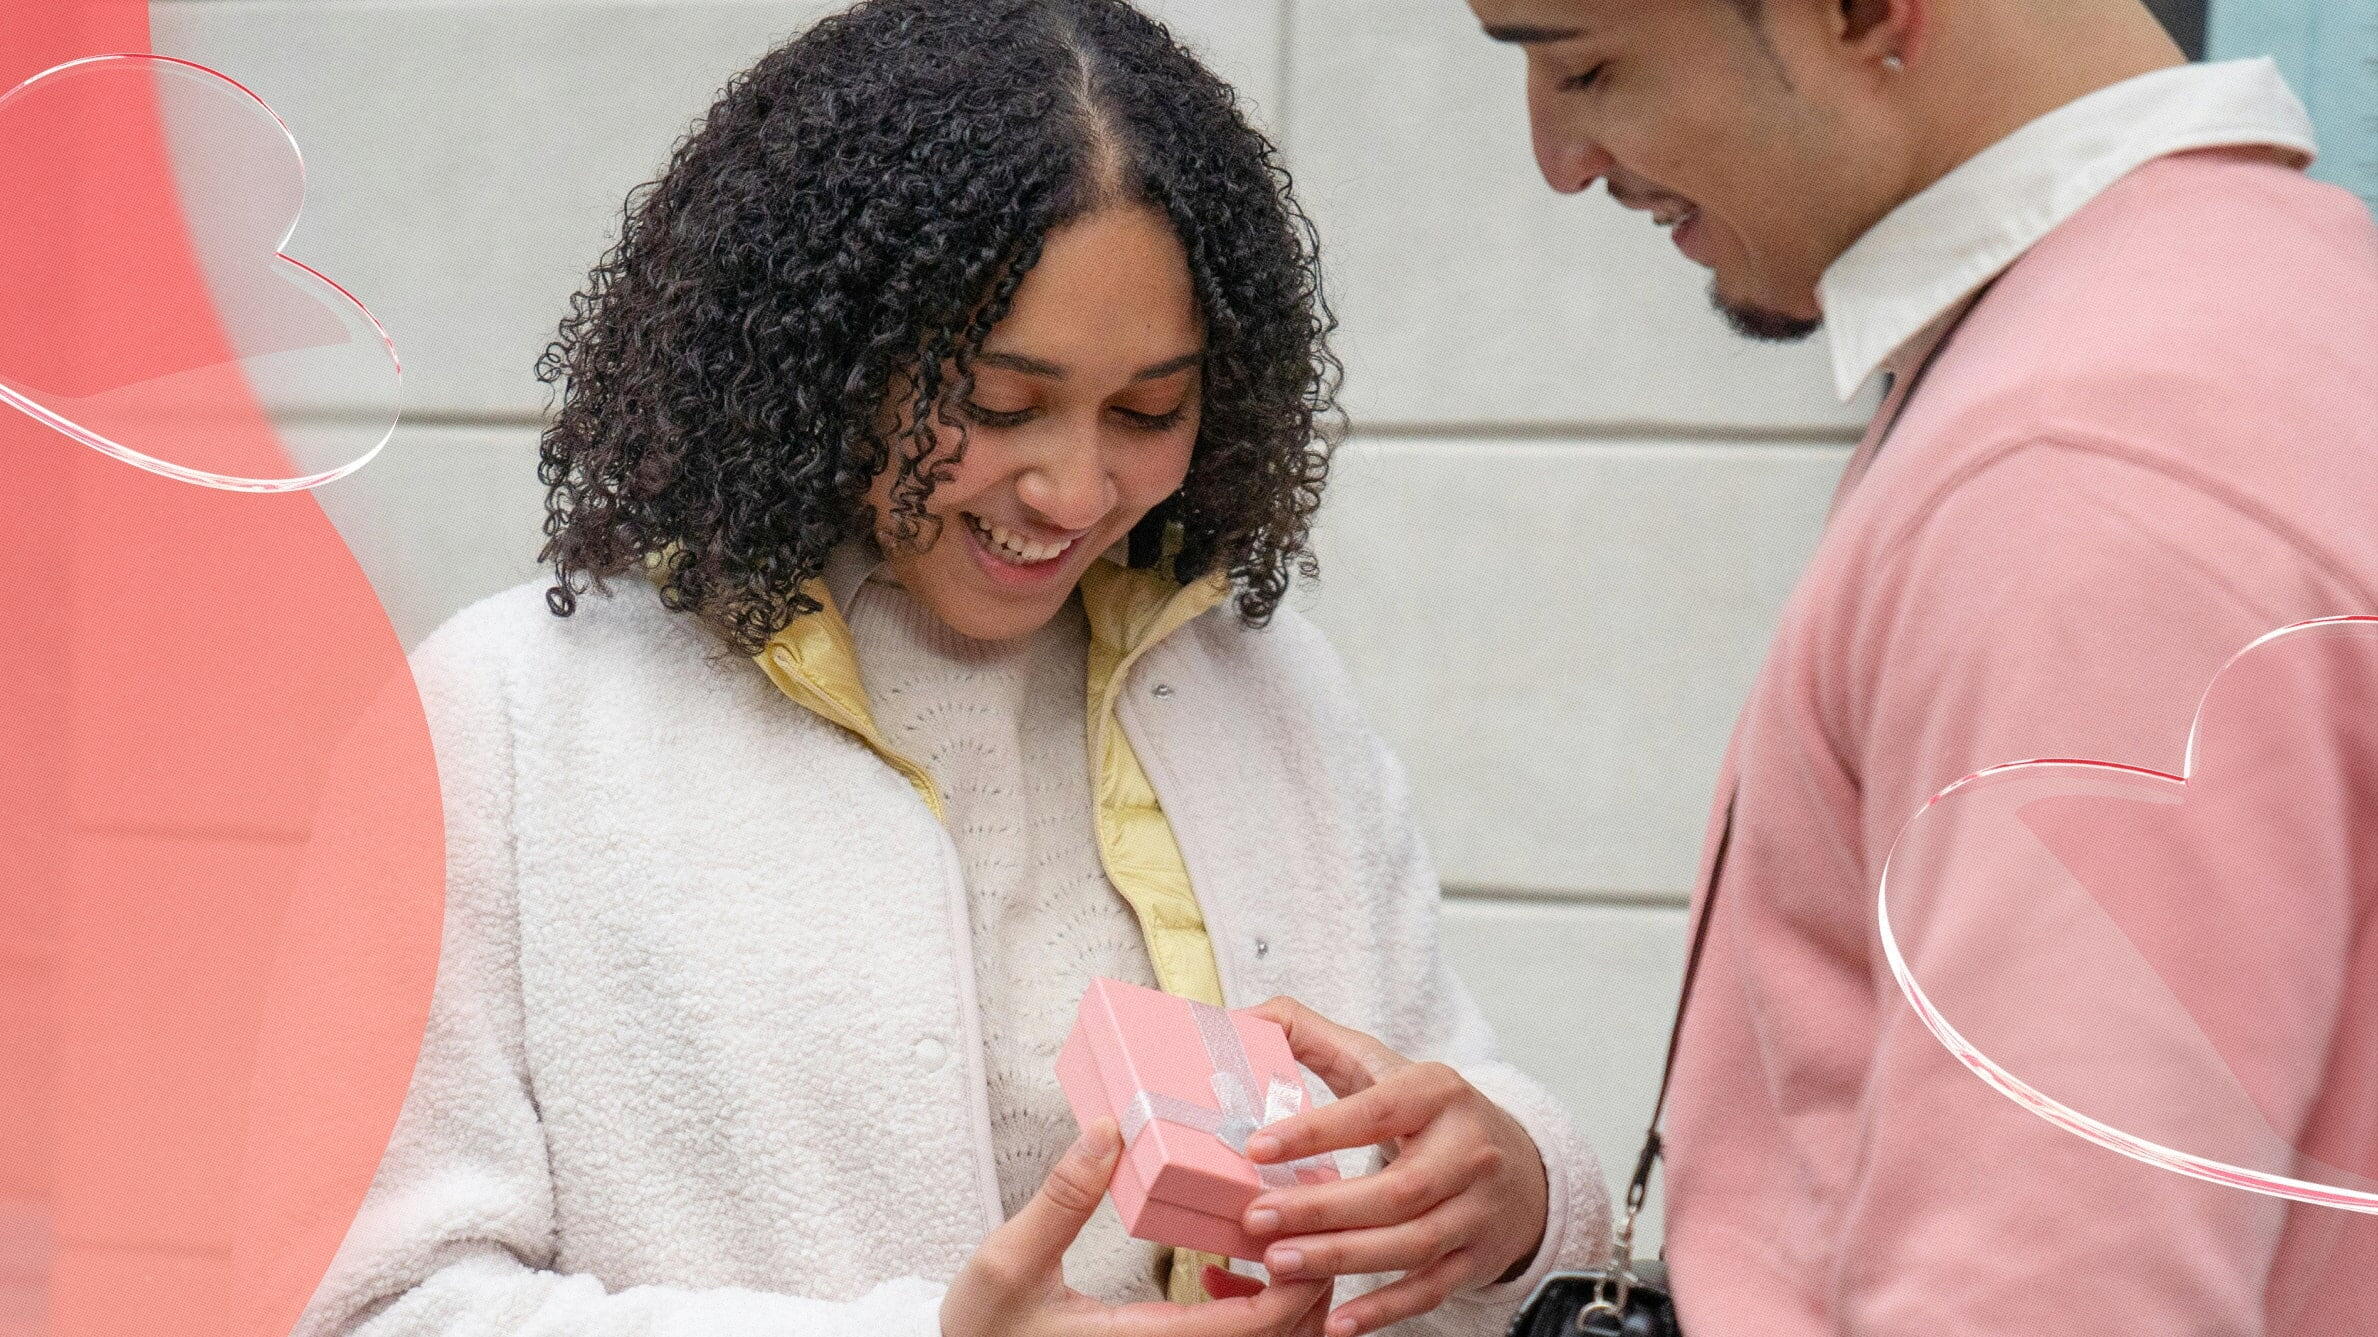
[868,203,1204,642]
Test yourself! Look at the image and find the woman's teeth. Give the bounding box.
[1656,205,1698,228]
[967,513,1072,565]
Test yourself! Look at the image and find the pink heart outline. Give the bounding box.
[0,52,402,493]
[1877,614,2378,1215]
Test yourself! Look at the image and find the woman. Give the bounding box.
[303,3,1606,1335]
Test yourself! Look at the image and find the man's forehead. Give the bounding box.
[1469,0,1638,44]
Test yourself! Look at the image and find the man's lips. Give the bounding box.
[1610,186,1707,262]
[1611,187,1699,223]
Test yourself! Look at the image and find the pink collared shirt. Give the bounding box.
[1662,63,2378,1337]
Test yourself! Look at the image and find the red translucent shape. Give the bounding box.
[1880,617,2378,1213]
[3,7,445,1337]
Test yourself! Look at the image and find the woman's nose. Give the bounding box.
[1015,435,1118,532]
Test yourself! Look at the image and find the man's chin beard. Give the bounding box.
[1711,282,1822,343]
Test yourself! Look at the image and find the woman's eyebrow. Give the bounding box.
[973,350,1204,380]
[1133,351,1205,381]
[976,350,1067,378]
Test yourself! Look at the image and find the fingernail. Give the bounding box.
[1247,1133,1281,1161]
[1268,1246,1303,1275]
[1326,1316,1356,1337]
[1246,1207,1280,1235]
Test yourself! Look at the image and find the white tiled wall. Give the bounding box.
[154,0,1859,1252]
[1300,437,1838,899]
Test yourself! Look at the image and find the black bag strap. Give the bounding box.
[1616,792,1733,1244]
[1615,286,1994,1259]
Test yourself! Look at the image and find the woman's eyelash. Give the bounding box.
[960,402,1033,429]
[959,402,1187,430]
[1562,64,1606,92]
[1116,405,1188,430]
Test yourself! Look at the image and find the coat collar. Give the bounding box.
[748,536,1231,821]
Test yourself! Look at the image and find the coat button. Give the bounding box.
[914,1036,948,1071]
[1151,683,1174,698]
[1253,937,1271,959]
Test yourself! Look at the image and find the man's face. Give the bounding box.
[1470,0,1900,340]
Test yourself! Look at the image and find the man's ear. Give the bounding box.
[1840,0,1922,64]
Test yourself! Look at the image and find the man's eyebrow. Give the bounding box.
[1483,24,1587,44]
[973,350,1204,380]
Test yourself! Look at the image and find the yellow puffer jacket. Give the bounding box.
[748,549,1234,1302]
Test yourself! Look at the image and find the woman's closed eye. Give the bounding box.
[960,401,1037,429]
[1113,402,1188,431]
[959,401,1186,431]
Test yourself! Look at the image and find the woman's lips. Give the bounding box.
[962,512,1082,588]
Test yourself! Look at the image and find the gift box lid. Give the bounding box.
[1060,977,1330,1222]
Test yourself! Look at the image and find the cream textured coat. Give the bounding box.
[299,577,1610,1337]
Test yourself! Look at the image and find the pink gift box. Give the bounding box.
[1056,977,1339,1261]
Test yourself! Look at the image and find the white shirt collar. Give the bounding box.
[1817,58,2317,402]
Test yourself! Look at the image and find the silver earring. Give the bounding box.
[1883,53,1905,71]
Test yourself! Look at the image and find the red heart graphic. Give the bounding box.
[0,53,400,491]
[1880,616,2378,1213]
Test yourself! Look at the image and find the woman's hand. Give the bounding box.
[1201,1264,1333,1337]
[1234,998,1550,1337]
[943,1119,1334,1337]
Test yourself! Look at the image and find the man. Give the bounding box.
[1466,0,2378,1332]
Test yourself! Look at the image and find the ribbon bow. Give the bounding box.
[1118,1000,1334,1189]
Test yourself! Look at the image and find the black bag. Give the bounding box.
[1510,1259,1679,1337]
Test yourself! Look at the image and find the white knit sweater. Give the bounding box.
[844,572,1173,1301]
[300,574,1610,1337]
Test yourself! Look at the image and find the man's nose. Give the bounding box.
[1532,127,1615,195]
[1527,91,1614,195]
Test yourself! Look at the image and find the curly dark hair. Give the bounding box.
[535,0,1341,654]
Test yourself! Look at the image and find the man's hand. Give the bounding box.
[1235,998,1550,1337]
[943,1119,1334,1337]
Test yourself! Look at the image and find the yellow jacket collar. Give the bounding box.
[745,542,1230,814]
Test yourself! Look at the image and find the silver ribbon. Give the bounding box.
[1117,1000,1333,1190]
